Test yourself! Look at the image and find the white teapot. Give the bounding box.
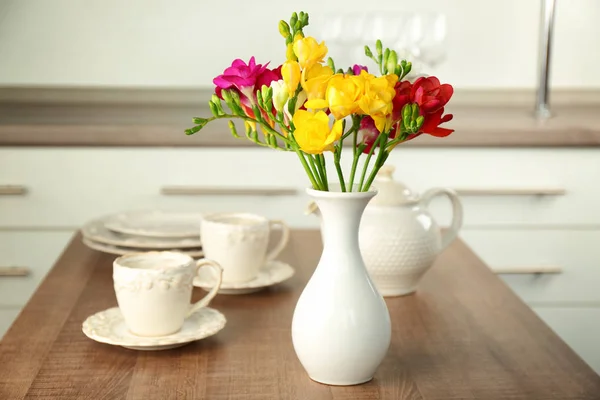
[358,165,463,296]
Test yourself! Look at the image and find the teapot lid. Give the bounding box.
[370,165,418,206]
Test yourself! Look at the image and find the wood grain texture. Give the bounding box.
[2,87,600,147]
[0,230,599,399]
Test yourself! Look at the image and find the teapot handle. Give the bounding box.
[421,188,463,250]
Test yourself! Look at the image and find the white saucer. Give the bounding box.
[104,210,204,239]
[82,307,226,351]
[194,260,295,295]
[82,217,202,249]
[82,237,204,258]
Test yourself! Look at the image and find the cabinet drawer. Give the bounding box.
[0,148,313,228]
[533,307,600,374]
[460,229,600,303]
[0,231,74,307]
[383,148,600,226]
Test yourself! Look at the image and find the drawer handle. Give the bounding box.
[492,265,563,275]
[454,188,566,196]
[161,186,297,196]
[0,266,30,277]
[0,185,28,196]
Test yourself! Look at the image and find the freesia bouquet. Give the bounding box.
[186,11,454,192]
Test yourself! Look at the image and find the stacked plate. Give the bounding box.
[82,210,204,257]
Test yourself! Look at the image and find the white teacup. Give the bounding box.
[113,251,223,337]
[200,213,290,284]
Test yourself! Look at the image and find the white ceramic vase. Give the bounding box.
[292,187,391,386]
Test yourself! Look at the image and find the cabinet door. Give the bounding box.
[460,229,600,303]
[0,307,21,339]
[0,148,311,228]
[533,307,600,374]
[0,231,74,307]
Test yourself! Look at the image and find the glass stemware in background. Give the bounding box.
[405,12,447,69]
[314,12,447,74]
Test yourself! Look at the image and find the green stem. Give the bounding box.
[206,114,290,145]
[348,130,362,192]
[295,149,320,190]
[307,154,323,190]
[334,143,346,192]
[358,134,382,191]
[318,154,329,191]
[362,133,390,191]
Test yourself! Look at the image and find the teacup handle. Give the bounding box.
[187,259,223,317]
[266,220,290,261]
[421,187,463,251]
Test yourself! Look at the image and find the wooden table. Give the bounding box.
[1,231,599,399]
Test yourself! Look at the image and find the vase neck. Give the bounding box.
[310,191,375,252]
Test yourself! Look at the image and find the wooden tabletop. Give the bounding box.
[1,230,599,399]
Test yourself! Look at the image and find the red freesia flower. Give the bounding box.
[391,80,412,122]
[389,76,454,141]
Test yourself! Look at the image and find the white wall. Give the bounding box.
[0,0,598,89]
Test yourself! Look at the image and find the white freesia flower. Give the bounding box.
[270,80,289,113]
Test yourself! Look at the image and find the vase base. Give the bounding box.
[309,375,373,386]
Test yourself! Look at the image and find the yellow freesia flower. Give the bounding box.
[301,63,333,102]
[357,72,398,132]
[305,73,364,120]
[292,110,343,154]
[293,36,328,69]
[282,61,301,97]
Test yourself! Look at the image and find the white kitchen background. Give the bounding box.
[1,0,600,374]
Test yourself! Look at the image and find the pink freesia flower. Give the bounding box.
[352,64,368,75]
[213,57,281,107]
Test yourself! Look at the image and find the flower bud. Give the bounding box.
[256,89,265,109]
[411,103,419,120]
[402,104,412,124]
[209,101,219,117]
[376,40,383,56]
[415,115,424,130]
[261,85,271,103]
[382,48,390,73]
[290,13,298,30]
[386,50,398,76]
[364,45,373,58]
[279,20,291,38]
[327,57,336,72]
[228,120,239,138]
[192,117,208,125]
[301,12,309,26]
[211,94,224,114]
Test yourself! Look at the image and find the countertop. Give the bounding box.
[1,87,600,147]
[0,230,598,399]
